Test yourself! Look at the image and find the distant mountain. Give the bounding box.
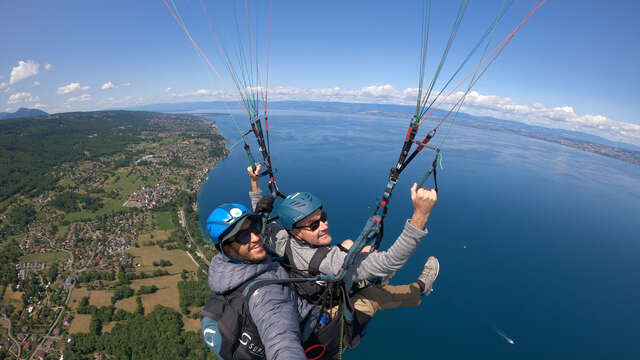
[0,107,48,120]
[123,102,222,112]
[121,100,640,153]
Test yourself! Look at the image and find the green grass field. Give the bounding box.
[19,251,70,263]
[64,168,143,221]
[154,211,175,230]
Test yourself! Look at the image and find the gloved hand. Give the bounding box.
[255,194,275,214]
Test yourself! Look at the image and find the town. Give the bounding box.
[0,111,225,359]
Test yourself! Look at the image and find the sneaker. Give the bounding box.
[418,256,439,296]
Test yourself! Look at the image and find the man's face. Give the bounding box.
[290,209,332,246]
[223,219,267,262]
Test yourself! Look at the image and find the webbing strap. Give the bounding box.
[418,151,440,192]
[324,217,380,281]
[308,247,331,276]
[399,129,437,173]
[242,277,316,298]
[244,116,286,199]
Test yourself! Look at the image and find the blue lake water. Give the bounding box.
[197,108,640,359]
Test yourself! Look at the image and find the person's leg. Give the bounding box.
[351,256,440,317]
[351,283,422,317]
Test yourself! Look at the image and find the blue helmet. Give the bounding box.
[277,192,322,230]
[206,203,252,247]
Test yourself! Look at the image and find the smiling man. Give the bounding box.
[203,203,305,360]
[203,203,340,360]
[247,164,440,318]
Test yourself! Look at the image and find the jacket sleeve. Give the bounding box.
[317,220,428,282]
[249,190,263,210]
[247,283,307,360]
[250,189,290,257]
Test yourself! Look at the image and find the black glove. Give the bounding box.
[255,195,275,214]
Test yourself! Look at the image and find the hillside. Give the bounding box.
[0,107,48,120]
[0,110,224,359]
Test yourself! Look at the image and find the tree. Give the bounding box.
[8,204,36,227]
[135,296,144,316]
[46,263,58,283]
[89,317,102,336]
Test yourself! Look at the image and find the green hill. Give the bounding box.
[0,110,218,203]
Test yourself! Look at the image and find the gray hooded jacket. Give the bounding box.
[208,253,321,360]
[250,191,429,289]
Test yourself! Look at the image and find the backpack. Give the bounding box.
[201,279,369,360]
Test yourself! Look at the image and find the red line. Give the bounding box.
[264,0,273,115]
[418,0,547,128]
[199,0,248,109]
[420,0,468,112]
[162,0,249,117]
[244,0,261,112]
[404,126,413,142]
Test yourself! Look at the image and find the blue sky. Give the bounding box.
[2,1,639,145]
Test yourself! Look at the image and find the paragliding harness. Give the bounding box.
[242,115,370,343]
[201,277,370,360]
[280,238,344,306]
[319,117,441,284]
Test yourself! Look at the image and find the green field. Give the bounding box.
[19,251,70,263]
[155,211,175,230]
[64,169,143,221]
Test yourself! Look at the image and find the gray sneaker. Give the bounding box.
[418,256,440,296]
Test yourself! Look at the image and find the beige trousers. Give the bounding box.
[330,282,422,318]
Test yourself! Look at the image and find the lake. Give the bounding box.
[197,108,640,359]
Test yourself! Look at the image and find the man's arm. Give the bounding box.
[247,165,287,255]
[318,184,437,281]
[248,164,263,210]
[247,282,307,360]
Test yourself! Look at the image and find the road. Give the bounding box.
[27,236,76,359]
[1,314,20,358]
[178,209,207,264]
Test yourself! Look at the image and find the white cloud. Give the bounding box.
[34,103,47,109]
[170,88,226,98]
[98,95,148,107]
[101,81,116,90]
[33,81,40,87]
[269,85,406,104]
[445,90,640,146]
[0,82,7,90]
[65,94,92,103]
[57,82,89,94]
[165,87,172,93]
[256,84,640,146]
[121,82,131,87]
[8,92,40,104]
[44,63,52,71]
[10,60,40,85]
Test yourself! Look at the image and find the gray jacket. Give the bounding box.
[250,191,429,289]
[208,254,321,360]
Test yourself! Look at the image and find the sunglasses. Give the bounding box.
[233,219,263,245]
[294,211,327,231]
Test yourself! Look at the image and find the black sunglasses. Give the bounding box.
[294,211,327,231]
[233,219,262,245]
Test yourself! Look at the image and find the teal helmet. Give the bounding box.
[277,192,322,230]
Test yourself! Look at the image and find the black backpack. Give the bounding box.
[201,279,369,360]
